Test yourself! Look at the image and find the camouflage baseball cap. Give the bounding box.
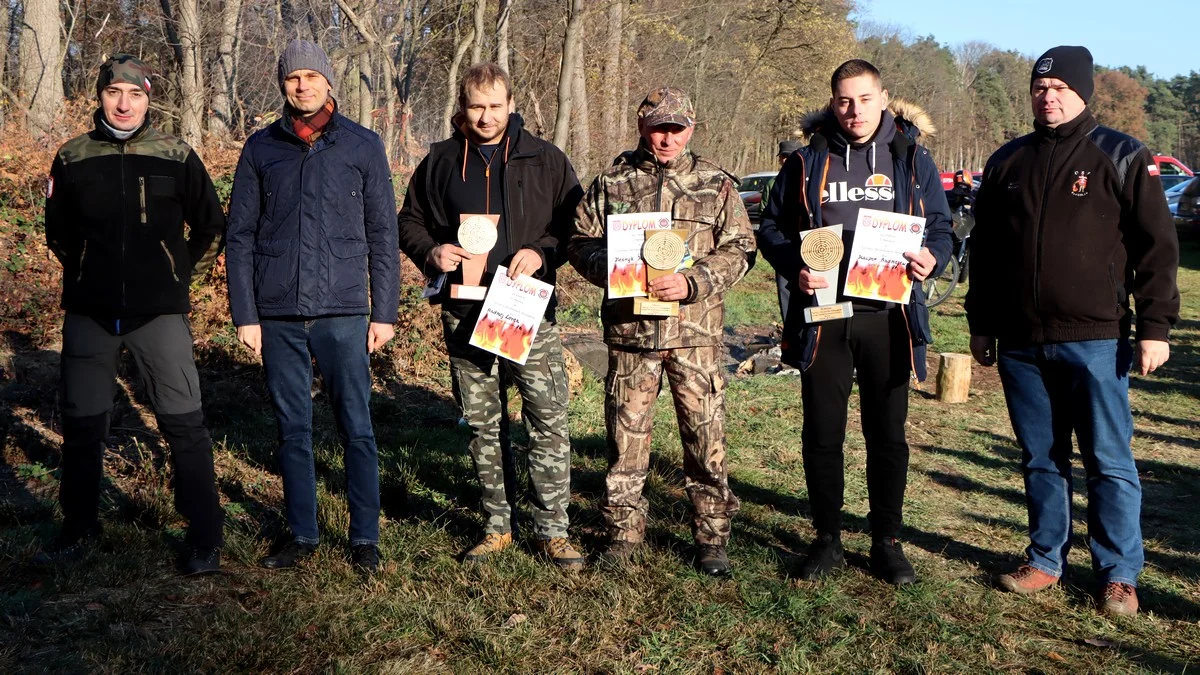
[96,54,153,99]
[637,87,695,128]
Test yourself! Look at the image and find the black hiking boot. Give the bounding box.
[261,540,317,569]
[351,544,381,575]
[182,547,222,576]
[870,537,917,586]
[33,523,103,565]
[796,533,845,581]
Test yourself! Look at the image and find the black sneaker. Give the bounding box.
[182,547,222,576]
[797,533,845,580]
[261,540,317,569]
[870,537,917,585]
[33,524,103,565]
[696,544,731,576]
[351,544,381,575]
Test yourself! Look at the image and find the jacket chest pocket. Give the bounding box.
[335,188,365,222]
[671,198,718,257]
[143,175,181,227]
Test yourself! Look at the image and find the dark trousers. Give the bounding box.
[799,309,911,538]
[58,314,223,548]
[260,315,379,546]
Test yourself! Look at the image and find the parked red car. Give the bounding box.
[939,171,978,190]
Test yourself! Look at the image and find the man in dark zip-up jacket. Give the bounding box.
[758,59,954,586]
[966,46,1180,617]
[226,40,399,574]
[397,63,586,569]
[41,55,225,574]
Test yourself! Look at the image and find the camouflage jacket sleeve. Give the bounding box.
[680,177,756,302]
[567,174,610,288]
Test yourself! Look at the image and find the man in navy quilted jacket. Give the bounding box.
[225,39,399,574]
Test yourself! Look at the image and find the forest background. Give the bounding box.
[3,0,1198,179]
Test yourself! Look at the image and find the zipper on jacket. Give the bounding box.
[138,177,147,224]
[160,241,180,282]
[1033,138,1059,315]
[654,163,666,350]
[120,144,128,309]
[76,241,88,282]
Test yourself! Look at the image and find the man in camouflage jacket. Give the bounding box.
[568,87,756,575]
[42,55,226,575]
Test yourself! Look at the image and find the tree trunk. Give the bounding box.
[570,43,590,175]
[0,2,9,128]
[552,0,583,151]
[470,0,487,65]
[601,0,622,161]
[357,51,373,129]
[177,0,205,154]
[17,0,65,136]
[619,22,636,147]
[210,0,243,138]
[442,16,475,138]
[496,0,511,73]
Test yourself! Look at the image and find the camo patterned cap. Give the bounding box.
[637,87,695,128]
[96,54,153,99]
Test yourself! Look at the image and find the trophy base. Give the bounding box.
[450,284,488,301]
[633,297,679,317]
[804,301,854,323]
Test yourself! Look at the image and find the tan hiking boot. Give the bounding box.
[1100,582,1139,617]
[463,532,513,563]
[997,565,1059,594]
[537,537,586,570]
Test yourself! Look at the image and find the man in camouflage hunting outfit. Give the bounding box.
[42,55,226,575]
[568,87,756,575]
[398,63,585,568]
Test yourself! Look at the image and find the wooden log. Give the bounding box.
[936,353,973,403]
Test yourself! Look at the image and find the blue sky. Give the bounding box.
[853,0,1197,80]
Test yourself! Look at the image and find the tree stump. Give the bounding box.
[936,353,972,403]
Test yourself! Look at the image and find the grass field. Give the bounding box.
[1,242,1197,673]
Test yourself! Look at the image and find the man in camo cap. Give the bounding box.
[568,86,755,575]
[41,54,226,574]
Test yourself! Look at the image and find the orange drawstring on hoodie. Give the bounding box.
[461,135,511,214]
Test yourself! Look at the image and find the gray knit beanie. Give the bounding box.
[277,39,334,93]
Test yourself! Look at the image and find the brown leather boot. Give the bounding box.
[997,565,1060,594]
[1100,582,1139,617]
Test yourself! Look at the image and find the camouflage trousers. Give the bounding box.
[443,311,572,538]
[604,345,740,546]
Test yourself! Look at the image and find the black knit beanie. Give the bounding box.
[1031,46,1094,104]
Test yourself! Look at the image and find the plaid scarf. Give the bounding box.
[292,98,335,145]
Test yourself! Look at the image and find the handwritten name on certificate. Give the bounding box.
[470,266,553,365]
[606,212,672,298]
[843,208,926,304]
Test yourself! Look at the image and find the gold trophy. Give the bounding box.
[633,229,689,317]
[799,224,853,322]
[450,214,499,301]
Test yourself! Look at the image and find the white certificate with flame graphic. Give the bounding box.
[843,208,925,305]
[469,266,553,365]
[606,211,673,298]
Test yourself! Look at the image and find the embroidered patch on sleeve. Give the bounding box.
[1147,164,1160,176]
[46,176,55,199]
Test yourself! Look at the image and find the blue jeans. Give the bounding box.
[260,315,379,546]
[997,338,1141,586]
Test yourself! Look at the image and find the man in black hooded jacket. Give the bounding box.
[398,63,585,569]
[759,59,954,585]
